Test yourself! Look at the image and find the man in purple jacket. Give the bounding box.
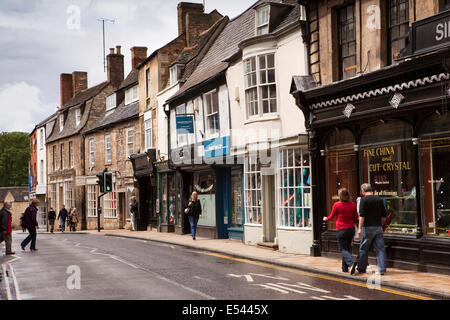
[21,199,40,252]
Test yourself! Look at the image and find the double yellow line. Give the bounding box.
[206,252,436,300]
[1,263,21,300]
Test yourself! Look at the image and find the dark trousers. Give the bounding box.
[0,232,12,253]
[49,219,55,233]
[336,227,356,272]
[21,226,37,250]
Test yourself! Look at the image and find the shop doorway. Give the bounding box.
[262,174,276,243]
[137,176,152,231]
[119,193,126,229]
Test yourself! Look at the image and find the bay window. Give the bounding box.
[244,156,262,225]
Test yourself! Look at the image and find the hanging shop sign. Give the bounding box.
[412,10,450,55]
[176,115,194,134]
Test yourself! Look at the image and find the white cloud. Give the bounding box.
[0,82,56,133]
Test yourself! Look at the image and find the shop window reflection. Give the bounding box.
[360,120,417,235]
[420,113,450,238]
[325,129,357,230]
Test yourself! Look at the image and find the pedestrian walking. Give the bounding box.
[48,207,56,233]
[21,199,40,252]
[130,196,138,231]
[20,213,26,232]
[185,191,202,240]
[0,202,15,255]
[69,207,79,232]
[58,205,68,232]
[352,183,388,276]
[323,188,359,273]
[67,207,72,231]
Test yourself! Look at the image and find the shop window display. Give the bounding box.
[360,120,417,234]
[420,113,450,238]
[325,129,357,230]
[195,171,217,227]
[244,156,262,225]
[231,168,244,228]
[278,148,311,228]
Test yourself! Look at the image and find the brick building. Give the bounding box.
[46,47,124,230]
[82,46,147,230]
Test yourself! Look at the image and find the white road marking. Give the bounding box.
[266,283,306,294]
[228,274,255,282]
[280,282,331,293]
[8,264,21,300]
[253,283,290,294]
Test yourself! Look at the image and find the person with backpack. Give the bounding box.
[21,199,40,252]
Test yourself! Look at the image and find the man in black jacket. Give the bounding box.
[186,192,202,240]
[58,205,68,232]
[0,202,14,255]
[47,207,56,233]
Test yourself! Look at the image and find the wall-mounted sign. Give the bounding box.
[176,115,194,134]
[204,136,230,159]
[412,10,450,55]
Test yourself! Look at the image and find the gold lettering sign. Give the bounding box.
[364,146,411,173]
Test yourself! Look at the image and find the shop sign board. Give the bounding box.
[204,136,230,159]
[412,10,450,55]
[176,115,194,134]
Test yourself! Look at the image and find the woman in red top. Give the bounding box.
[323,188,359,273]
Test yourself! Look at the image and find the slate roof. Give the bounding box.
[0,187,30,203]
[118,69,139,91]
[168,0,302,103]
[85,100,139,133]
[46,81,109,143]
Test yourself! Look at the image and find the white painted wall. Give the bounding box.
[36,126,47,195]
[156,83,180,157]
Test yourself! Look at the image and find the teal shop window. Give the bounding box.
[278,148,311,228]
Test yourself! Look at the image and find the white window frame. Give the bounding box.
[176,105,188,147]
[145,118,153,151]
[278,148,312,230]
[39,129,44,150]
[75,108,81,126]
[106,93,116,111]
[169,65,178,86]
[53,145,57,171]
[69,141,74,168]
[146,68,151,98]
[60,143,65,169]
[204,90,220,138]
[126,128,134,157]
[103,183,117,219]
[89,138,95,166]
[244,53,277,119]
[244,156,262,225]
[50,184,57,210]
[87,184,98,218]
[59,114,64,132]
[64,181,73,208]
[105,134,111,164]
[256,5,270,35]
[125,85,139,105]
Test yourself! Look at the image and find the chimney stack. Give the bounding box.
[72,71,88,98]
[60,73,73,106]
[107,45,124,89]
[177,2,204,36]
[130,46,148,70]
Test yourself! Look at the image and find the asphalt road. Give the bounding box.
[0,231,435,300]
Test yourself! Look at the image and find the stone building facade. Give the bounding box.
[0,187,30,230]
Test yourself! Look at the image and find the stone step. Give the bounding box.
[257,242,279,250]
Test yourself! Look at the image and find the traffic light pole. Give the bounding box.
[97,192,107,232]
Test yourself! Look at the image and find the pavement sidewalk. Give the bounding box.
[78,229,450,300]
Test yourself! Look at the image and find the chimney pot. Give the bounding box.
[116,45,121,55]
[109,48,115,55]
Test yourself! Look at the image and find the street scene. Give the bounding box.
[1,0,450,308]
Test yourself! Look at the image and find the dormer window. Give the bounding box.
[59,114,64,132]
[256,5,270,36]
[75,108,81,126]
[106,93,116,111]
[170,65,183,86]
[125,85,139,105]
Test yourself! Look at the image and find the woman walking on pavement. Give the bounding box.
[69,207,79,232]
[323,188,359,273]
[21,199,40,252]
[185,191,202,240]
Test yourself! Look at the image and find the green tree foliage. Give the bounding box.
[0,132,30,187]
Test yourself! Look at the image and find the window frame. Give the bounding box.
[87,184,98,218]
[204,90,220,138]
[103,183,117,219]
[106,93,116,111]
[59,114,64,132]
[256,5,270,36]
[53,145,57,171]
[126,128,134,158]
[69,141,74,168]
[244,53,277,119]
[244,156,262,226]
[125,85,139,105]
[146,68,151,98]
[388,0,410,65]
[169,65,179,86]
[338,3,357,80]
[105,134,112,164]
[89,138,95,166]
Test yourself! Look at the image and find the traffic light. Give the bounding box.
[96,171,105,193]
[104,172,113,192]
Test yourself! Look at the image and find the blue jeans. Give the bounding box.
[60,218,66,232]
[188,216,199,238]
[358,226,387,273]
[336,227,356,272]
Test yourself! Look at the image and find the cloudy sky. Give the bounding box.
[0,0,256,133]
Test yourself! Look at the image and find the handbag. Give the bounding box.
[184,207,191,215]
